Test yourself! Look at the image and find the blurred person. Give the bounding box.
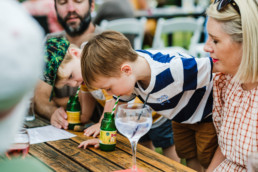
[22,0,63,33]
[93,0,134,25]
[0,0,48,171]
[34,0,103,129]
[93,0,136,47]
[204,0,258,171]
[130,0,157,47]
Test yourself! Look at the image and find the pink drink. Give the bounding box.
[6,143,29,159]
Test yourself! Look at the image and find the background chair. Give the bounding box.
[100,17,147,50]
[152,16,205,57]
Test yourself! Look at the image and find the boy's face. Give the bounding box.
[55,55,83,88]
[91,73,136,97]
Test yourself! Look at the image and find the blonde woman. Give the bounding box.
[204,0,258,171]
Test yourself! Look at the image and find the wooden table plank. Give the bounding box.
[25,116,50,128]
[116,135,195,172]
[30,143,88,172]
[49,138,163,172]
[47,139,122,172]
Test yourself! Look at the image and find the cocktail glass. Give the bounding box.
[5,128,30,159]
[115,103,152,171]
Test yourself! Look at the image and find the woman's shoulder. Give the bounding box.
[213,73,232,88]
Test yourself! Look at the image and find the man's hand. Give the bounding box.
[50,107,69,129]
[84,123,101,137]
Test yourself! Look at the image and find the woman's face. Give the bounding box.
[204,17,242,75]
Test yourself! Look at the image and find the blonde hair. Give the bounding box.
[206,0,258,83]
[56,44,79,81]
[81,31,138,88]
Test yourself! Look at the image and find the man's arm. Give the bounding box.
[34,80,70,129]
[206,146,225,172]
[34,80,58,119]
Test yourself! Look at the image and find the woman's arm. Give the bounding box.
[206,146,226,172]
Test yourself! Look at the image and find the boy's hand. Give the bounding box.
[84,123,101,137]
[78,139,99,149]
[50,107,68,129]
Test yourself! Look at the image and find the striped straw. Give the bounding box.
[111,96,120,115]
[75,86,81,96]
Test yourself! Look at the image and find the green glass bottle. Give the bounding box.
[66,94,81,130]
[99,112,117,151]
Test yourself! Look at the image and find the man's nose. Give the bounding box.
[67,1,76,12]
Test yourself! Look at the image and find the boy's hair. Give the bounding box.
[81,31,138,88]
[206,0,258,83]
[57,44,79,81]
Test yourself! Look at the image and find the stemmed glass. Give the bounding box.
[115,103,152,171]
[5,128,30,159]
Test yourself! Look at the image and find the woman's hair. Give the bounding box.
[56,44,78,81]
[81,31,138,88]
[206,0,258,83]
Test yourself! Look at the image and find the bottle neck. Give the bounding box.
[67,95,80,111]
[104,112,114,119]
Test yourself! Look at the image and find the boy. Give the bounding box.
[80,31,217,170]
[43,37,114,129]
[44,37,179,161]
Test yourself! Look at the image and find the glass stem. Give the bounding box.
[130,140,138,172]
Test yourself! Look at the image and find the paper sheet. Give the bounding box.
[27,125,76,144]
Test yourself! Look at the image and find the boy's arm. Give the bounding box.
[84,98,116,137]
[78,138,99,149]
[80,91,97,124]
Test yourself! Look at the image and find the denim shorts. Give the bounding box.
[139,119,174,148]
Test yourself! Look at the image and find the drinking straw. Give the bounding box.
[111,96,120,115]
[75,86,81,96]
[131,93,150,138]
[137,93,150,120]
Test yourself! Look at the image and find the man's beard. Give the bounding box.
[57,10,91,37]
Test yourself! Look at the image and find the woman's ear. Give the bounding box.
[68,47,81,59]
[121,64,132,76]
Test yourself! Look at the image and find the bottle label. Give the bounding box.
[67,111,80,124]
[99,130,117,145]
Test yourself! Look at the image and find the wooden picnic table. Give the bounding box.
[23,115,195,172]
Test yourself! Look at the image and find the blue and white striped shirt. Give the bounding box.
[120,50,213,124]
